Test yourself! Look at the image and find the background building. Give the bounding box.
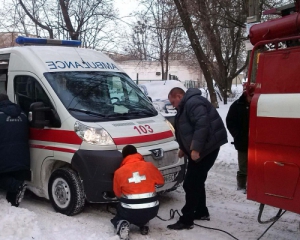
[0,32,27,48]
[115,59,205,88]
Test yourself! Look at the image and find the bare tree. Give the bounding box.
[123,0,188,80]
[172,0,247,106]
[1,0,117,49]
[19,0,54,38]
[147,0,184,79]
[172,0,291,106]
[0,0,33,36]
[57,0,115,41]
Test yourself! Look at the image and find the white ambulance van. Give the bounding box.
[0,37,185,215]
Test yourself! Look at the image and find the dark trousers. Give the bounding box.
[179,148,220,225]
[0,170,29,202]
[111,203,159,228]
[237,150,248,188]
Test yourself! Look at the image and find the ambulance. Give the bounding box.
[0,36,185,215]
[246,4,300,222]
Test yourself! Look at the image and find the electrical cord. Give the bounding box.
[193,223,239,240]
[107,204,284,240]
[156,208,239,240]
[257,210,286,240]
[156,209,182,221]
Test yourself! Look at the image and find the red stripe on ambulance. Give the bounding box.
[30,128,82,145]
[113,130,173,145]
[30,128,173,146]
[31,144,77,153]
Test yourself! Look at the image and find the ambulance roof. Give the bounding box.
[0,45,123,74]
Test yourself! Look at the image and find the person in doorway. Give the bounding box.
[0,93,30,207]
[167,87,227,230]
[226,86,254,191]
[111,145,164,240]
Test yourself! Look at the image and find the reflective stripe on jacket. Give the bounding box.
[120,192,159,209]
[113,153,164,209]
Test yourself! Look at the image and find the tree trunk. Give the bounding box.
[206,79,219,108]
[59,0,78,40]
[161,58,165,80]
[173,0,218,107]
[223,78,228,105]
[19,0,54,39]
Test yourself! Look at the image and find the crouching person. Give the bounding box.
[0,93,30,207]
[111,145,164,240]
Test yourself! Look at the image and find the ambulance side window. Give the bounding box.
[14,76,52,115]
[0,70,8,94]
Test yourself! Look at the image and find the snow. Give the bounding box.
[1,84,300,240]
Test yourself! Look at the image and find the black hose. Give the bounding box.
[257,210,287,240]
[157,208,240,240]
[107,203,286,240]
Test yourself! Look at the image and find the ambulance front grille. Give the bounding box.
[143,149,178,168]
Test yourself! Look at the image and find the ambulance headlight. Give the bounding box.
[164,119,175,136]
[74,121,114,145]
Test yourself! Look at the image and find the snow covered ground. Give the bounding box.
[1,85,300,240]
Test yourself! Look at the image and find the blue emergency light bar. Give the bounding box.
[15,36,81,46]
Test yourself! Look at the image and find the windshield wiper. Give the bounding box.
[121,102,156,113]
[68,108,105,117]
[105,111,153,118]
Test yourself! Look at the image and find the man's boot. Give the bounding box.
[237,175,246,190]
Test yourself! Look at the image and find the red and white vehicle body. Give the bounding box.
[0,37,185,215]
[246,8,300,218]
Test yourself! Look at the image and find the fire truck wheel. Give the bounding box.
[48,168,85,216]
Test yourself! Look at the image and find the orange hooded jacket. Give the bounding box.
[113,153,164,198]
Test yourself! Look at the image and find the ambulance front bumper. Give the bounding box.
[71,149,186,203]
[71,149,123,203]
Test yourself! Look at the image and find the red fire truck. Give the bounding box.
[246,2,300,223]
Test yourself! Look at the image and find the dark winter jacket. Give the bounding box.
[226,94,250,152]
[0,100,30,173]
[174,88,228,162]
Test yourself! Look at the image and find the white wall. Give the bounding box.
[116,60,204,86]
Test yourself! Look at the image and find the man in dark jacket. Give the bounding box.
[167,87,227,230]
[226,90,253,191]
[0,93,30,207]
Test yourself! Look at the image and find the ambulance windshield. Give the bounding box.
[44,71,158,121]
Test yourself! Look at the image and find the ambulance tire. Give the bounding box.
[48,168,85,216]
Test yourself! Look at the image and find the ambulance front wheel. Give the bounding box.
[48,168,85,216]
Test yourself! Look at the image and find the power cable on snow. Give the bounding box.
[106,204,284,240]
[156,208,239,240]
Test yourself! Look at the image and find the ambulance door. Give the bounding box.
[12,73,57,191]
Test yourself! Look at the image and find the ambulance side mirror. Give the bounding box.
[28,102,51,129]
